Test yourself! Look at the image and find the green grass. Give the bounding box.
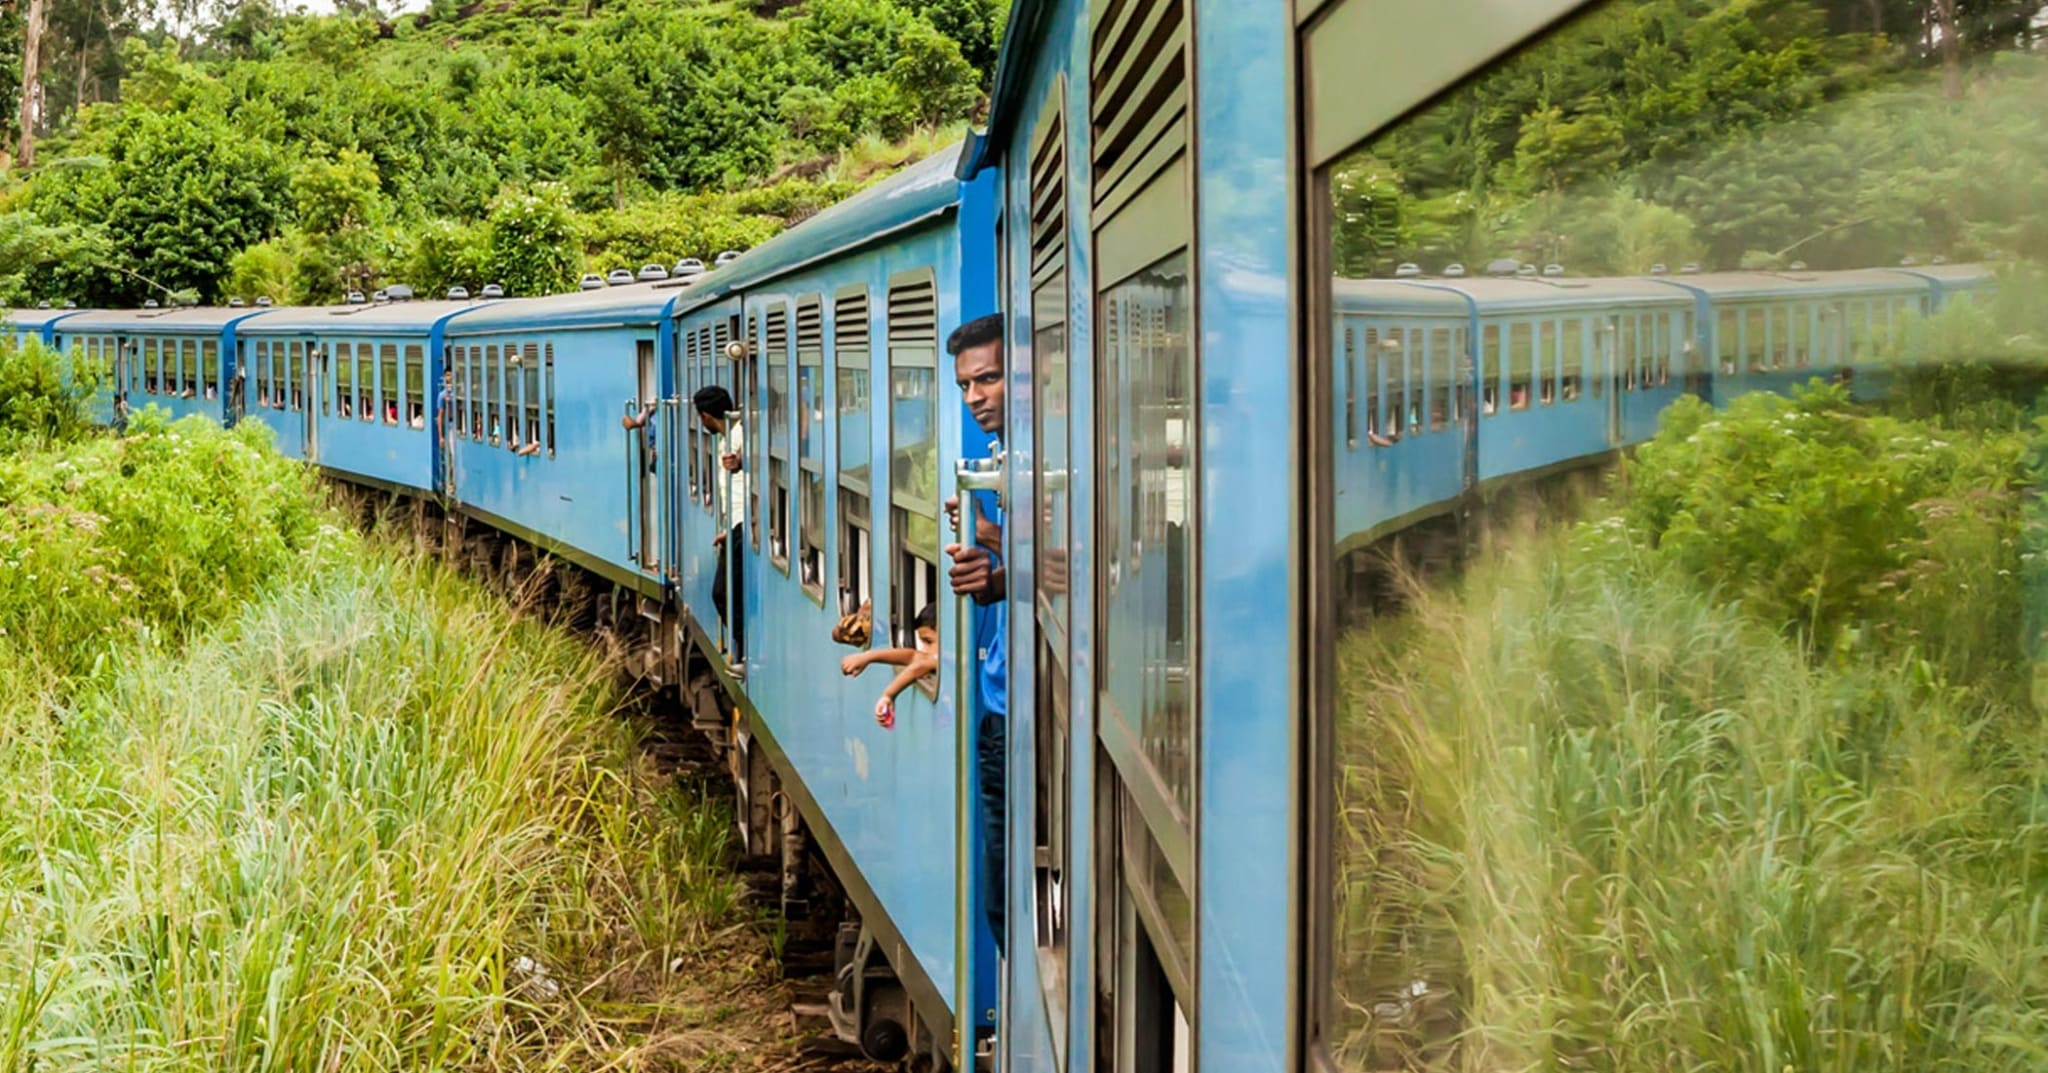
[1329,394,2048,1070]
[0,406,762,1069]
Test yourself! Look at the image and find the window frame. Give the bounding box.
[796,294,828,603]
[884,268,941,666]
[835,286,874,617]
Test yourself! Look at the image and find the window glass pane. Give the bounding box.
[523,343,541,446]
[406,344,425,427]
[889,365,937,558]
[1035,273,1071,628]
[485,344,501,443]
[381,343,399,424]
[289,342,304,411]
[1315,4,2047,1070]
[334,342,353,416]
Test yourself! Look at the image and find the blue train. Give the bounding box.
[12,0,2032,1069]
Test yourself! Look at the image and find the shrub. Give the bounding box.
[0,334,99,449]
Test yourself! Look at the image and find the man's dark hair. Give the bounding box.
[946,314,1004,357]
[693,385,735,418]
[915,602,937,630]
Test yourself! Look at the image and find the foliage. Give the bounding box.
[10,0,998,305]
[480,184,581,298]
[1616,385,2030,690]
[0,414,317,679]
[0,335,97,449]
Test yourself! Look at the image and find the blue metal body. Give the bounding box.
[60,307,276,427]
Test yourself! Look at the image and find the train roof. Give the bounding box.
[1337,275,1694,313]
[61,306,277,332]
[673,145,965,317]
[445,280,682,333]
[240,299,495,334]
[1898,262,1996,287]
[1657,268,1931,300]
[6,308,90,331]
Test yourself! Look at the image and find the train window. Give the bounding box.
[1561,319,1585,401]
[177,338,192,396]
[485,344,501,445]
[1308,2,2047,1070]
[885,272,938,656]
[379,343,399,425]
[288,342,304,411]
[1506,322,1532,409]
[837,289,873,616]
[253,341,268,407]
[797,296,826,599]
[406,344,426,429]
[354,343,372,421]
[683,328,700,499]
[507,342,527,450]
[1027,82,1073,1001]
[521,343,541,448]
[744,311,762,551]
[202,340,218,400]
[767,305,792,572]
[142,338,158,394]
[468,345,484,439]
[544,343,555,456]
[334,343,354,417]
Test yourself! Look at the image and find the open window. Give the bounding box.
[797,295,827,600]
[885,271,939,666]
[289,342,305,411]
[356,342,374,421]
[485,344,502,445]
[767,305,792,571]
[836,287,873,618]
[406,344,426,428]
[522,342,542,449]
[380,343,400,425]
[334,342,354,417]
[202,340,219,400]
[543,343,555,456]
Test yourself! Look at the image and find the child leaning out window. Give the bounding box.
[839,603,937,729]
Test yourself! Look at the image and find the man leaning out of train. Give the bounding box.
[943,312,1009,954]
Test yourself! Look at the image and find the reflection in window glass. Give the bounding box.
[1318,4,2047,1070]
[889,366,938,558]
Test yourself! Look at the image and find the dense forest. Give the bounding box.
[1331,0,2048,278]
[0,0,1003,307]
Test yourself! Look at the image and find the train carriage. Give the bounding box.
[667,143,1003,1064]
[237,297,486,476]
[439,282,686,599]
[60,305,267,427]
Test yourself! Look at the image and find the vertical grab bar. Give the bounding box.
[952,454,1004,1066]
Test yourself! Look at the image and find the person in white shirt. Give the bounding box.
[694,385,747,667]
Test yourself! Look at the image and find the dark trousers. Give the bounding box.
[711,524,745,659]
[978,713,1006,953]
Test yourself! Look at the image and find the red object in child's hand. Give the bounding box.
[875,696,895,729]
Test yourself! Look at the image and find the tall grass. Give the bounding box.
[0,414,751,1068]
[0,534,747,1069]
[1330,388,2048,1071]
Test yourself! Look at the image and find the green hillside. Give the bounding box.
[0,0,1001,306]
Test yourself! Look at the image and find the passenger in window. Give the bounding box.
[941,312,1009,953]
[694,385,748,672]
[840,603,938,729]
[622,399,659,472]
[112,392,129,434]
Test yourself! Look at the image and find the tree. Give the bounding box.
[481,185,579,297]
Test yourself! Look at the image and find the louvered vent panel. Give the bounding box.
[1090,0,1186,208]
[797,300,824,360]
[766,308,790,357]
[836,293,870,357]
[1030,109,1066,284]
[887,281,937,349]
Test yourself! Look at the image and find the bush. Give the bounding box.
[0,413,319,678]
[0,334,99,449]
[1614,385,2029,688]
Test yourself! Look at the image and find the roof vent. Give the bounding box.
[1485,258,1520,277]
[228,297,247,308]
[1788,260,1808,272]
[1543,263,1564,277]
[1900,255,1919,267]
[1650,263,1669,275]
[256,296,274,306]
[1442,263,1466,278]
[62,300,75,309]
[35,300,49,309]
[386,284,415,301]
[606,268,635,286]
[673,258,706,280]
[446,285,470,300]
[1394,262,1421,278]
[372,289,390,303]
[1681,263,1702,275]
[715,249,743,266]
[143,299,160,308]
[480,283,505,299]
[637,263,669,281]
[579,273,604,291]
[345,290,367,305]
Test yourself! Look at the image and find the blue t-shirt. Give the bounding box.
[973,480,1008,718]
